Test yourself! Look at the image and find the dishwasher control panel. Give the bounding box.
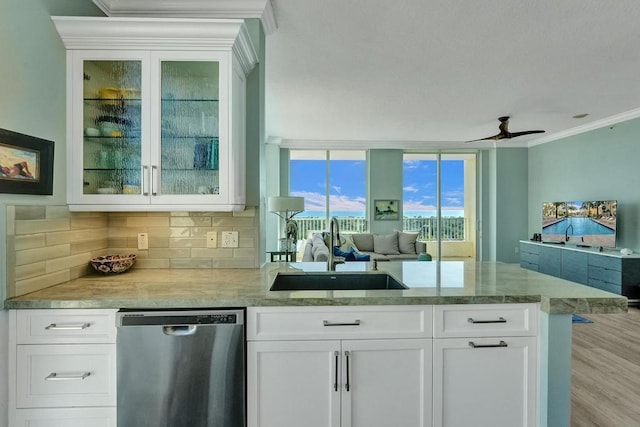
[117,309,244,326]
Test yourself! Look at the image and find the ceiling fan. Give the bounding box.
[467,116,545,142]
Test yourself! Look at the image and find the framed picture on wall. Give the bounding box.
[374,199,399,220]
[0,128,54,195]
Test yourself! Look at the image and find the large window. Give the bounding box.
[403,153,476,258]
[290,150,366,239]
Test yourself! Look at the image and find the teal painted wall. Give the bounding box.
[528,118,640,251]
[368,150,404,234]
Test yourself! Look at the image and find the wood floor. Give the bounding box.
[571,306,640,426]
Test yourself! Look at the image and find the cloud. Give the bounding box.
[403,185,419,192]
[332,185,341,194]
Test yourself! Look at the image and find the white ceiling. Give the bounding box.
[265,0,640,148]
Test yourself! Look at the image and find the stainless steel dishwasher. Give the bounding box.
[116,309,245,427]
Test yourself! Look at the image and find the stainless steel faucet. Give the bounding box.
[327,217,345,271]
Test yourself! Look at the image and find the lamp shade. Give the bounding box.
[268,196,305,214]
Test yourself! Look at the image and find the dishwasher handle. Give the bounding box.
[162,325,197,336]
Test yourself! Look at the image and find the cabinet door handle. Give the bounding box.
[151,165,158,196]
[334,351,339,392]
[45,323,91,331]
[467,316,507,324]
[323,320,361,327]
[468,340,508,349]
[142,165,150,196]
[344,350,351,392]
[45,372,91,381]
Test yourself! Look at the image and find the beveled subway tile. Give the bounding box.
[191,211,232,217]
[16,262,46,281]
[15,270,70,296]
[170,211,189,217]
[169,227,191,237]
[148,236,170,248]
[211,258,256,268]
[108,238,128,249]
[45,205,72,219]
[236,227,257,248]
[170,216,212,227]
[189,227,216,237]
[16,244,71,266]
[146,227,173,238]
[16,218,70,235]
[170,258,213,269]
[109,211,148,218]
[15,206,46,220]
[71,264,92,280]
[169,237,205,248]
[233,248,257,258]
[47,229,108,246]
[191,248,231,258]
[135,258,170,269]
[70,216,109,229]
[109,228,143,239]
[107,217,128,228]
[46,253,92,273]
[71,238,109,255]
[127,216,170,228]
[211,217,255,227]
[14,234,46,251]
[147,248,190,259]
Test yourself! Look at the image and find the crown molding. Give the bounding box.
[527,108,640,147]
[92,0,277,34]
[53,17,258,75]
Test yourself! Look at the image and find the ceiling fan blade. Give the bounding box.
[465,133,504,143]
[507,130,546,138]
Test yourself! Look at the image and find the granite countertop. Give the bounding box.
[4,261,627,314]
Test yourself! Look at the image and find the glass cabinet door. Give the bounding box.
[159,61,220,196]
[82,59,143,196]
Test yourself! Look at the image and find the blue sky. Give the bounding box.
[290,159,465,217]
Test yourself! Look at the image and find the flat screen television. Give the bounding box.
[541,200,617,248]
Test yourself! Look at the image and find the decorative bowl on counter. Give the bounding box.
[90,254,137,274]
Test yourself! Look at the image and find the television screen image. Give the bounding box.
[542,200,617,248]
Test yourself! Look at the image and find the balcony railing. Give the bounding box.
[295,217,466,241]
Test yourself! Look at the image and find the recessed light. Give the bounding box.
[572,113,589,119]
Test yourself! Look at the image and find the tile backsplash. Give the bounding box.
[6,205,259,298]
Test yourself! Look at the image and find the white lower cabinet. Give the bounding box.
[247,305,434,427]
[432,304,538,427]
[9,309,117,427]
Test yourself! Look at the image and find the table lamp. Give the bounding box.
[268,196,305,253]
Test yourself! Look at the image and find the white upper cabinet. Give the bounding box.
[53,17,258,211]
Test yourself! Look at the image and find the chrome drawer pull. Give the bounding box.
[467,317,506,324]
[323,320,361,327]
[334,351,339,392]
[468,340,508,349]
[45,323,91,330]
[45,372,91,381]
[344,351,351,392]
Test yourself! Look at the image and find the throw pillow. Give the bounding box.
[397,231,419,254]
[339,234,359,253]
[352,233,374,252]
[373,232,400,255]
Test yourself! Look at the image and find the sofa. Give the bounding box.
[302,231,427,262]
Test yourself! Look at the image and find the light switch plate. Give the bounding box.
[206,231,217,248]
[221,231,239,248]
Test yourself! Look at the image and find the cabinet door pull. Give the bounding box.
[334,351,339,392]
[45,372,91,381]
[151,165,159,196]
[45,323,91,331]
[142,165,150,196]
[323,320,361,327]
[468,340,508,349]
[344,351,351,392]
[467,316,507,324]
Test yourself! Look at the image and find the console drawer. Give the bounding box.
[247,305,433,340]
[434,304,538,338]
[16,344,116,408]
[14,407,116,427]
[16,309,116,344]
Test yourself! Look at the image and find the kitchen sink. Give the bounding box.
[270,272,407,291]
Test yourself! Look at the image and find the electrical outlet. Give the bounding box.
[206,231,218,248]
[221,231,239,248]
[137,233,149,250]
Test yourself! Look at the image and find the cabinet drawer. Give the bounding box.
[14,407,116,427]
[247,305,433,340]
[520,251,539,265]
[587,278,621,295]
[434,304,538,338]
[16,344,116,408]
[588,254,621,271]
[588,265,621,285]
[16,309,117,344]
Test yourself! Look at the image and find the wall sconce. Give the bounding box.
[268,196,305,253]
